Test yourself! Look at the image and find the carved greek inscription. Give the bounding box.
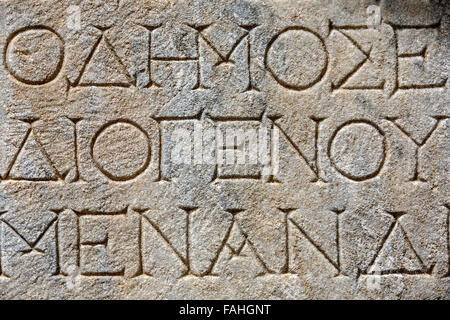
[158,114,280,183]
[131,207,192,278]
[0,211,7,279]
[0,204,447,280]
[275,116,327,183]
[209,209,270,277]
[196,22,259,92]
[364,211,432,276]
[0,1,447,298]
[91,120,151,181]
[3,119,62,181]
[444,205,450,278]
[5,26,64,85]
[72,26,133,88]
[0,116,434,184]
[288,208,347,277]
[0,118,79,182]
[0,114,446,185]
[386,116,447,182]
[3,19,448,96]
[389,21,448,95]
[0,209,60,277]
[328,120,386,181]
[265,27,328,90]
[57,208,128,277]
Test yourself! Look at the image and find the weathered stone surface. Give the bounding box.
[0,0,448,299]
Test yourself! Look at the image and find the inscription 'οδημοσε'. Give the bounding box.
[0,0,448,300]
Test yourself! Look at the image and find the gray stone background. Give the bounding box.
[0,0,448,299]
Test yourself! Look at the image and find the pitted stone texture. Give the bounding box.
[0,0,448,300]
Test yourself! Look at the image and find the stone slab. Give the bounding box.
[0,0,448,299]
